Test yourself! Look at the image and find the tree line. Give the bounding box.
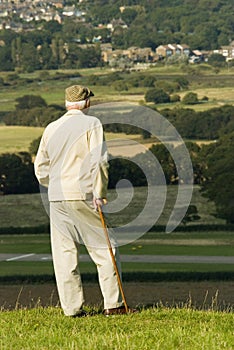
[4,94,234,142]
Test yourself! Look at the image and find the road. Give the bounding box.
[1,254,234,264]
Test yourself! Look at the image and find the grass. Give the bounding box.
[0,124,144,155]
[0,306,233,350]
[0,125,44,154]
[0,66,233,113]
[1,232,234,256]
[0,186,225,228]
[1,230,234,278]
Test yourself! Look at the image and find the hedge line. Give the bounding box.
[1,271,234,284]
[0,224,233,235]
[0,225,50,234]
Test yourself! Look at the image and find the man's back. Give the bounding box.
[35,109,108,201]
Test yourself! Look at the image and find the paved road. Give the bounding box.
[1,253,234,264]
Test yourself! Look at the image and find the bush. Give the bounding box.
[182,92,199,105]
[145,88,170,104]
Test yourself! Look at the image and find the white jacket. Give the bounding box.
[34,109,109,201]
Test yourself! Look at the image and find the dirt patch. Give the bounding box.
[1,281,233,311]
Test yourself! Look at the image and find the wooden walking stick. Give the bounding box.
[97,204,129,313]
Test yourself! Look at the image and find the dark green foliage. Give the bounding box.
[208,53,226,67]
[1,271,234,284]
[145,88,170,104]
[182,92,199,105]
[201,132,234,224]
[29,136,42,156]
[0,46,14,71]
[181,205,201,225]
[108,158,147,188]
[161,105,234,140]
[174,77,190,90]
[0,152,38,195]
[15,95,47,110]
[4,106,61,127]
[3,95,63,127]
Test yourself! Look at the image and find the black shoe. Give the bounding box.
[103,306,138,316]
[71,310,88,318]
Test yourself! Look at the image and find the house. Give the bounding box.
[213,41,234,61]
[177,44,190,56]
[127,46,155,62]
[101,44,156,64]
[51,1,64,9]
[156,44,190,58]
[156,45,173,58]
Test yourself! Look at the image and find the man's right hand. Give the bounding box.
[93,197,107,211]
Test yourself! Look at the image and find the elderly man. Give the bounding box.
[34,85,128,317]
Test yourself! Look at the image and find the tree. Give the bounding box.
[108,158,146,189]
[15,95,47,110]
[0,46,14,71]
[201,132,234,223]
[121,8,138,26]
[174,205,201,226]
[145,88,170,104]
[149,144,177,184]
[29,136,41,156]
[208,53,226,67]
[20,42,40,72]
[0,152,38,194]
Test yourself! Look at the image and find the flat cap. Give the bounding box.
[65,85,94,102]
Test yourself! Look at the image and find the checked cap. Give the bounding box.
[65,85,94,102]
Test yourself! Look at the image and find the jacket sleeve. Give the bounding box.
[89,121,109,199]
[34,134,50,188]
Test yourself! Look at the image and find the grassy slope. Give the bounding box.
[0,307,233,350]
[0,126,44,154]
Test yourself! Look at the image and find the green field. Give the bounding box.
[0,66,234,114]
[0,125,44,154]
[0,124,144,155]
[0,186,225,229]
[0,229,234,278]
[1,307,233,350]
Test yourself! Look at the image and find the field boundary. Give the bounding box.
[0,223,234,235]
[1,271,234,285]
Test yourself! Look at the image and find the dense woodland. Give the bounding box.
[0,0,233,71]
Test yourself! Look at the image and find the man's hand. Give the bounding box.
[93,197,107,211]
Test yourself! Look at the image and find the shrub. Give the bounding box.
[145,88,170,104]
[182,92,199,105]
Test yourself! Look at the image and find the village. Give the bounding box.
[0,0,234,67]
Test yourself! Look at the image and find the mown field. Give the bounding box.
[1,306,234,350]
[0,125,44,154]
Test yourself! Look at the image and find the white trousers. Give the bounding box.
[50,200,123,316]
